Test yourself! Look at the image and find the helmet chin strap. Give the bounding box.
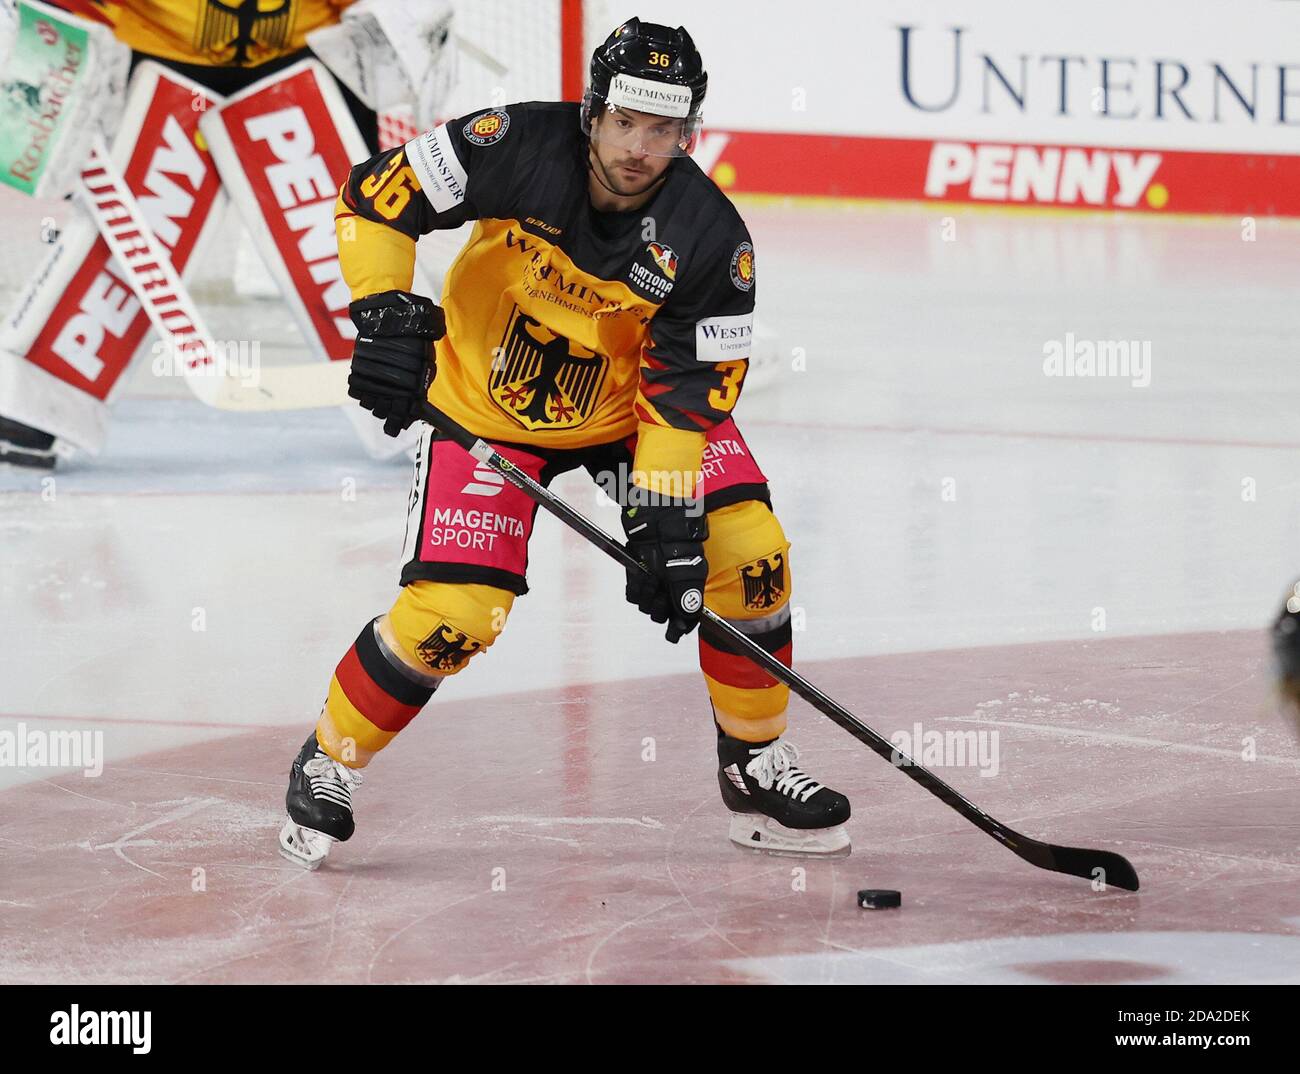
[586,143,669,202]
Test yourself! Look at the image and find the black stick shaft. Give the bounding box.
[417,402,1139,891]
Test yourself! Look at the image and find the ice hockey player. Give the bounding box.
[279,18,852,869]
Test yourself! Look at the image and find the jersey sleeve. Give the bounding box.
[632,228,756,496]
[338,105,525,238]
[334,106,526,298]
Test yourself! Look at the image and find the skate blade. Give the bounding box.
[0,446,57,470]
[278,818,334,871]
[728,814,852,858]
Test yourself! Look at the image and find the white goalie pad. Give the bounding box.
[307,0,457,133]
[0,62,227,452]
[0,0,130,199]
[198,59,430,457]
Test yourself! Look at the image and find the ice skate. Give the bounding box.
[718,729,851,857]
[0,415,57,470]
[278,734,364,870]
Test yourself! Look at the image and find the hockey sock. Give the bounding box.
[318,618,440,766]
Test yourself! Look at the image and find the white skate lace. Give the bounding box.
[304,752,364,810]
[744,740,824,803]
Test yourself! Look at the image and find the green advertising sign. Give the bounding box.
[0,1,91,195]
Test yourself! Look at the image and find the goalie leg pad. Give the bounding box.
[0,62,223,452]
[198,58,436,458]
[198,60,366,367]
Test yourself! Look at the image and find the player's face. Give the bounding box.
[590,108,680,193]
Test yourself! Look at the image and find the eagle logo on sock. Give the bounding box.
[415,622,484,673]
[738,551,785,611]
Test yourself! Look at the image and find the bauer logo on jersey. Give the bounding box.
[416,622,485,673]
[464,110,511,146]
[489,306,608,432]
[696,313,753,362]
[730,242,755,292]
[739,550,785,611]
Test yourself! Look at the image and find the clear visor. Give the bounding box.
[583,92,702,158]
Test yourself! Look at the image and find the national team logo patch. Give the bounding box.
[738,550,785,611]
[730,242,755,291]
[489,306,608,432]
[196,0,293,65]
[628,241,677,300]
[647,241,678,280]
[416,621,485,673]
[464,110,510,145]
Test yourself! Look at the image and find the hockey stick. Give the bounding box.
[77,137,351,411]
[417,399,1141,892]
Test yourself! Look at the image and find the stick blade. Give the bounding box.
[1044,843,1140,891]
[210,360,352,411]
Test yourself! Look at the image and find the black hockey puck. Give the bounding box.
[857,888,901,909]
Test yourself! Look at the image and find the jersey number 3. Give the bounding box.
[708,360,746,414]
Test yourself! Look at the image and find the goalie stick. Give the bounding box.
[417,398,1141,892]
[77,137,350,412]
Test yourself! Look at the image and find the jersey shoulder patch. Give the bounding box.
[462,109,511,146]
[404,124,469,213]
[729,241,755,292]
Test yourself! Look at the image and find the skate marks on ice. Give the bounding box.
[90,796,225,880]
[475,815,666,828]
[0,628,1296,984]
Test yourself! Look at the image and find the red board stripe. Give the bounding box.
[706,130,1300,217]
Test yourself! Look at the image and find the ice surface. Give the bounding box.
[2,186,1298,982]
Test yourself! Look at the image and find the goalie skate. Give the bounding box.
[0,415,58,470]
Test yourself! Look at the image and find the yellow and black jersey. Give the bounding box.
[83,0,351,67]
[335,101,756,490]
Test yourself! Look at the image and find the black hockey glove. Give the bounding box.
[620,500,709,644]
[348,290,445,437]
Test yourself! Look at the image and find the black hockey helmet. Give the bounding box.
[582,17,707,156]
